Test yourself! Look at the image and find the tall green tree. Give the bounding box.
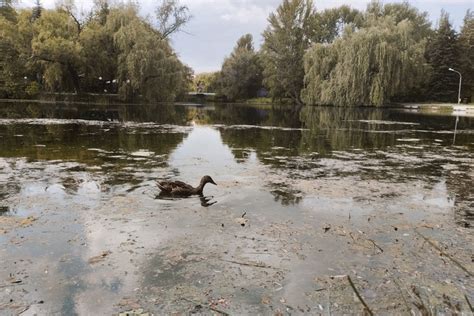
[155,0,191,39]
[0,0,16,22]
[93,0,109,25]
[31,9,83,92]
[78,1,116,92]
[0,0,191,101]
[218,34,263,100]
[425,11,461,102]
[302,13,428,106]
[366,1,432,39]
[0,9,38,98]
[261,0,315,104]
[312,5,363,43]
[0,6,20,97]
[107,4,189,101]
[31,0,42,21]
[459,10,474,101]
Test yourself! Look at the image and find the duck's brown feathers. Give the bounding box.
[157,180,197,196]
[157,176,216,196]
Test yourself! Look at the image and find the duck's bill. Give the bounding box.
[211,180,217,185]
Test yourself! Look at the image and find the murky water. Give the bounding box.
[0,102,473,315]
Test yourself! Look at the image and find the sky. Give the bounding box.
[18,0,474,73]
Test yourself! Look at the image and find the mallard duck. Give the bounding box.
[157,175,217,196]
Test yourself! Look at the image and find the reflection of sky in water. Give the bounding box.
[170,126,236,180]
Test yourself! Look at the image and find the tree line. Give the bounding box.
[0,0,192,101]
[204,0,473,106]
[1,0,473,106]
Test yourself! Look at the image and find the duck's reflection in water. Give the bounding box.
[154,193,217,207]
[200,195,217,207]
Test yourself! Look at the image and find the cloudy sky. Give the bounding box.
[18,0,473,73]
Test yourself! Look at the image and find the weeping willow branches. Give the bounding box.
[302,16,428,107]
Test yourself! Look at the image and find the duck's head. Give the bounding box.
[201,175,217,186]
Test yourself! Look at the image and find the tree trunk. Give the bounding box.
[67,64,80,93]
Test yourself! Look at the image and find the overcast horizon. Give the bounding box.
[17,0,474,73]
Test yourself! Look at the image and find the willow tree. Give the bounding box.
[0,9,39,97]
[0,6,19,97]
[106,4,189,101]
[31,9,84,92]
[79,2,116,93]
[261,0,315,104]
[302,15,428,106]
[218,34,263,100]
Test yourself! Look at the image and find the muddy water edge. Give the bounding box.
[0,102,473,315]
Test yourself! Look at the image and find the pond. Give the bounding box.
[0,101,473,314]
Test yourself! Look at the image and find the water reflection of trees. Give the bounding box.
[299,106,398,155]
[0,124,185,166]
[219,106,474,217]
[445,165,474,228]
[185,103,302,128]
[0,102,189,125]
[219,106,401,165]
[0,122,188,194]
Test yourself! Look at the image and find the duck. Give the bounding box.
[157,175,217,196]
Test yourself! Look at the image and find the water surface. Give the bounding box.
[0,102,472,314]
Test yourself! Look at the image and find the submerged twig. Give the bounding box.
[392,278,411,313]
[220,259,276,269]
[346,275,373,316]
[0,283,21,288]
[348,232,383,254]
[367,239,384,253]
[414,229,473,277]
[465,294,474,312]
[17,305,30,315]
[411,286,430,316]
[181,297,230,316]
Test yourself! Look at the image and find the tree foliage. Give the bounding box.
[193,72,220,93]
[0,0,191,101]
[0,0,16,22]
[31,0,42,21]
[425,11,461,102]
[155,0,191,39]
[458,10,474,101]
[32,9,83,92]
[0,8,35,98]
[311,5,363,43]
[106,4,190,101]
[302,2,430,106]
[366,1,432,39]
[261,0,315,104]
[217,34,263,101]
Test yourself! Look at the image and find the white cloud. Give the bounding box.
[220,4,273,23]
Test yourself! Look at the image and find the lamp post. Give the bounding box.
[448,68,462,104]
